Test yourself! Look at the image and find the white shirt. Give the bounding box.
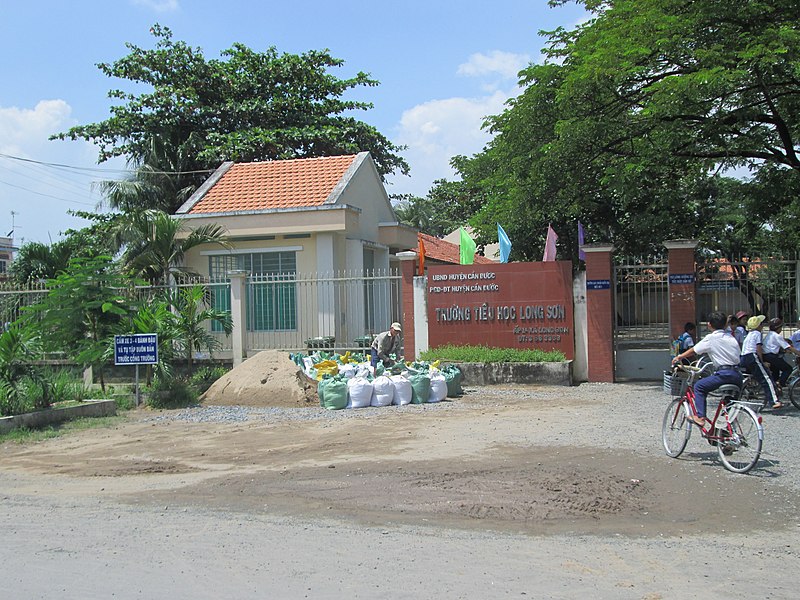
[763,331,790,354]
[741,330,762,355]
[693,329,742,368]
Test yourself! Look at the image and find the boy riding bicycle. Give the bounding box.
[671,311,743,428]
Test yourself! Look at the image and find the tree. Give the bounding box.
[166,285,232,374]
[26,255,133,391]
[53,24,408,213]
[452,1,800,259]
[10,241,75,284]
[118,210,228,286]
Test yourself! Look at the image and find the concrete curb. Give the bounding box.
[449,361,573,386]
[0,399,117,434]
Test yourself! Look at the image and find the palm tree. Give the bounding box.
[167,285,232,374]
[119,210,229,286]
[96,134,207,214]
[9,241,74,284]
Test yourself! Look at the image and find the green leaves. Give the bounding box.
[52,23,408,212]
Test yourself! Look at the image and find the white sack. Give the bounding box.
[347,376,374,408]
[371,375,395,407]
[338,363,356,379]
[390,374,413,406]
[428,371,448,403]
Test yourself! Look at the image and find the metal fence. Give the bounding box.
[245,268,402,353]
[696,255,799,335]
[614,255,670,343]
[0,280,48,327]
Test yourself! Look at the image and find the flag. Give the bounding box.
[497,223,511,263]
[459,227,476,265]
[418,237,426,274]
[543,224,558,262]
[578,221,586,261]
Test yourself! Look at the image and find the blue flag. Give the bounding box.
[578,221,586,261]
[497,224,511,263]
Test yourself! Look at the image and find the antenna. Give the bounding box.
[7,211,18,238]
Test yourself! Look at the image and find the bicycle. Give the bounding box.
[662,364,764,474]
[784,356,800,409]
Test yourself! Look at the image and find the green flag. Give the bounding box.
[459,227,476,265]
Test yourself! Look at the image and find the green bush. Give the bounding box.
[146,376,198,409]
[419,344,566,363]
[46,369,87,404]
[189,365,228,395]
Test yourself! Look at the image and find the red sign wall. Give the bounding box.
[427,262,574,359]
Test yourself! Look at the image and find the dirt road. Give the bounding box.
[2,383,799,599]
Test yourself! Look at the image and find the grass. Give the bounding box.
[419,344,566,363]
[0,414,127,444]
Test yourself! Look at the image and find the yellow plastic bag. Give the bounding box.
[315,360,339,380]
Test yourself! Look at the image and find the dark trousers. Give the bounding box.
[693,367,742,418]
[762,353,792,386]
[740,353,779,406]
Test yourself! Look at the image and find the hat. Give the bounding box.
[390,322,402,332]
[769,317,783,331]
[735,310,749,320]
[746,315,766,330]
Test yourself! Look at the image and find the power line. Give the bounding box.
[0,152,215,177]
[0,178,96,206]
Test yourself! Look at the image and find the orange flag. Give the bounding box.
[418,237,426,274]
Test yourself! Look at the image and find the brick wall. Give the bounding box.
[584,245,615,382]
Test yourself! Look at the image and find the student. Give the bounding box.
[740,315,782,409]
[762,318,800,391]
[733,310,749,347]
[671,311,742,428]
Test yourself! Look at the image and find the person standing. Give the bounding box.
[370,322,402,368]
[671,311,742,428]
[740,315,782,409]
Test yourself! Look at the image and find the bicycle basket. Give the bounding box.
[663,370,689,396]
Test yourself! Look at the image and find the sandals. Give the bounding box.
[688,415,708,428]
[771,402,784,410]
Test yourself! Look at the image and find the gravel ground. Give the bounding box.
[144,381,800,491]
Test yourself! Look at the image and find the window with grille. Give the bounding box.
[209,251,297,332]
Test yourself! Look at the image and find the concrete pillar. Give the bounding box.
[582,244,615,382]
[396,251,417,362]
[664,239,699,339]
[228,270,248,367]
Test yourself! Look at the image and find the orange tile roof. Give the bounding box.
[417,232,495,265]
[186,154,358,214]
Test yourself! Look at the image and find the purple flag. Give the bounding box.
[578,221,586,261]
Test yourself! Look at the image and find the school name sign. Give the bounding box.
[426,262,574,359]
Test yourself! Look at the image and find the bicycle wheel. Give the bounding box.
[717,404,763,474]
[662,398,691,458]
[788,377,800,410]
[740,377,765,412]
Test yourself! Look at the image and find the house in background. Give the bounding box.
[0,235,17,279]
[174,152,418,357]
[417,232,495,269]
[441,226,499,262]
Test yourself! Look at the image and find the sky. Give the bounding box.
[0,0,588,246]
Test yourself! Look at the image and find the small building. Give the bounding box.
[174,152,418,356]
[0,236,17,279]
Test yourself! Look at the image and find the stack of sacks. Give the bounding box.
[293,351,462,410]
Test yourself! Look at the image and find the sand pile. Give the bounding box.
[200,350,318,407]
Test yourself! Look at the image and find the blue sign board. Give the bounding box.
[669,273,695,285]
[587,279,611,290]
[114,334,159,365]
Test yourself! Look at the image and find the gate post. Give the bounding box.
[664,240,699,340]
[228,270,249,367]
[582,244,615,382]
[396,251,417,361]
